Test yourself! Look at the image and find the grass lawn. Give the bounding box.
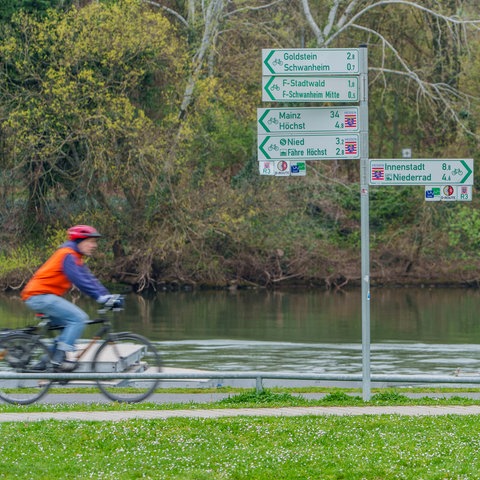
[0,389,479,479]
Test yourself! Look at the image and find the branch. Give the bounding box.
[179,0,226,117]
[296,1,480,138]
[322,0,341,40]
[351,22,476,106]
[142,1,189,28]
[325,0,480,46]
[225,0,287,18]
[371,65,477,136]
[336,0,361,30]
[301,0,324,44]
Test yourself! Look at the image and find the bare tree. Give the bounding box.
[146,0,290,119]
[146,0,229,119]
[299,0,480,137]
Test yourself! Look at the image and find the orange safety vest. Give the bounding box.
[21,247,83,301]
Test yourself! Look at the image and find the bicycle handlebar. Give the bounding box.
[97,294,125,314]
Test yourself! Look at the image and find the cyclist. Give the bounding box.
[21,225,121,371]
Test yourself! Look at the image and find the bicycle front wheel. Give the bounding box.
[0,333,52,405]
[92,333,162,403]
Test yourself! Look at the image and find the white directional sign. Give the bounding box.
[262,48,359,75]
[257,107,359,134]
[262,76,358,102]
[258,134,359,160]
[369,159,473,185]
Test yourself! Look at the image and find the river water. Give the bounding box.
[2,287,480,376]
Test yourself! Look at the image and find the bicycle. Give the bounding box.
[0,295,162,405]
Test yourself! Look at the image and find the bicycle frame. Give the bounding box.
[34,316,125,364]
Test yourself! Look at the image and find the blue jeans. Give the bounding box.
[25,294,88,352]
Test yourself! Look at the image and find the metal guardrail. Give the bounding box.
[1,371,479,392]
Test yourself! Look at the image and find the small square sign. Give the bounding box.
[290,161,306,176]
[259,161,275,175]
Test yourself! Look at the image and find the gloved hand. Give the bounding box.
[97,294,124,309]
[97,294,115,305]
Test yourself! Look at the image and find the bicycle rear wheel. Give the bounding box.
[92,333,162,403]
[0,333,53,405]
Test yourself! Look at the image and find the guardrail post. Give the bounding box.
[255,376,263,393]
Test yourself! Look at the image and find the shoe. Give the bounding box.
[51,349,78,372]
[53,361,78,372]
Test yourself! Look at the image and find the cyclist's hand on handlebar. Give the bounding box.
[97,294,115,305]
[97,294,124,310]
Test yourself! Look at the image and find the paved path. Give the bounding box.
[22,391,480,405]
[3,392,480,422]
[2,405,480,422]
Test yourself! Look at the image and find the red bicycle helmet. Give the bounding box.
[67,225,101,241]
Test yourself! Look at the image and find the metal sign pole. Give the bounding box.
[359,45,371,401]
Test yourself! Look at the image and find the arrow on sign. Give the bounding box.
[258,110,272,132]
[460,159,473,183]
[259,136,272,159]
[263,50,276,75]
[264,77,277,101]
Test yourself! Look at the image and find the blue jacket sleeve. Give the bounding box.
[63,254,110,300]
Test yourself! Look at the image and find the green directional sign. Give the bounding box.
[258,134,360,160]
[369,159,474,185]
[257,107,359,134]
[262,76,358,102]
[262,48,359,75]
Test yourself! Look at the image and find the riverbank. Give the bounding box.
[3,274,480,294]
[3,238,480,293]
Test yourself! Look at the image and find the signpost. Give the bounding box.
[369,159,473,185]
[257,46,475,401]
[258,134,359,160]
[262,76,358,102]
[257,46,371,400]
[257,107,359,134]
[262,48,359,75]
